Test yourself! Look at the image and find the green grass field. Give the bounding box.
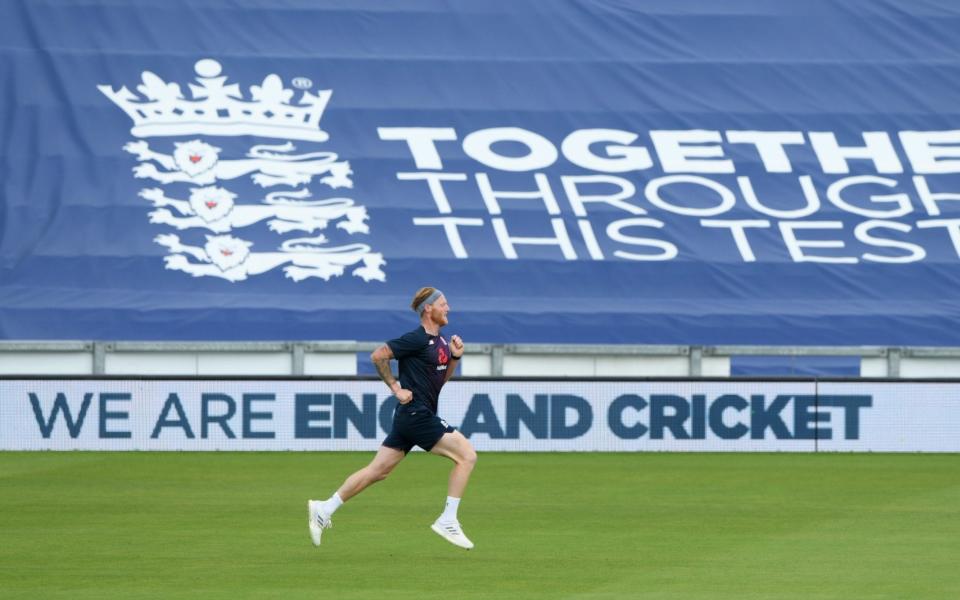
[1,452,958,599]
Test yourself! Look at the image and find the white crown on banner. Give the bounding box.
[98,59,332,141]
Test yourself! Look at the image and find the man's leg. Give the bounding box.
[429,431,478,549]
[336,445,407,501]
[430,431,477,498]
[309,445,406,546]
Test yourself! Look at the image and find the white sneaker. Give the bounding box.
[431,518,474,550]
[307,500,333,546]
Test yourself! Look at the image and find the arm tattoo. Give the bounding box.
[374,357,396,387]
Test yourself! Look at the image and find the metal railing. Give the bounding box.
[3,340,960,377]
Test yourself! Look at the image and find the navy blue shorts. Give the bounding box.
[382,403,456,454]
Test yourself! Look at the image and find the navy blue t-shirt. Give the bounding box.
[386,326,453,414]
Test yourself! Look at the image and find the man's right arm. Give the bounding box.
[371,344,413,404]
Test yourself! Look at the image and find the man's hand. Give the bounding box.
[451,334,464,358]
[395,388,414,404]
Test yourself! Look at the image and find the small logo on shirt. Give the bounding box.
[438,347,448,365]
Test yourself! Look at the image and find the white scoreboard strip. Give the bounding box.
[1,379,958,452]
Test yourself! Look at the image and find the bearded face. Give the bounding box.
[189,186,235,223]
[203,234,251,271]
[173,140,221,177]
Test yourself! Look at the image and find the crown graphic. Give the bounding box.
[98,58,332,141]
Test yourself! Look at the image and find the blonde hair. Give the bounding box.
[411,287,438,312]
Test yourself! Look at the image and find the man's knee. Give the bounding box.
[367,462,395,482]
[460,447,478,469]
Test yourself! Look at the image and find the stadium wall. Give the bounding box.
[8,342,960,377]
[3,377,958,452]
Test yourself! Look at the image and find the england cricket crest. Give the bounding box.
[98,58,385,282]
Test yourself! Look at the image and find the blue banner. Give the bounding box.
[2,1,960,344]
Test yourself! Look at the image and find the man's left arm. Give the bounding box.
[445,335,464,382]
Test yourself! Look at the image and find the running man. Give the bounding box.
[308,287,478,550]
